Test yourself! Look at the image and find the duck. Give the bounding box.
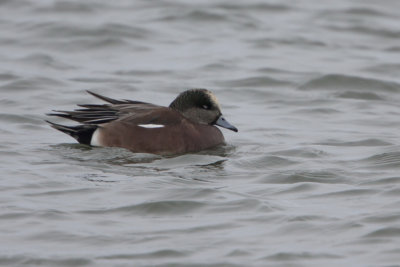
[46,89,237,155]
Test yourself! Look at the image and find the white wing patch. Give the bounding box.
[138,124,165,128]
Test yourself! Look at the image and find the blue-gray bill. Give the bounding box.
[215,116,238,132]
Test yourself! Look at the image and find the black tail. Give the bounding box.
[46,120,97,145]
[46,91,147,145]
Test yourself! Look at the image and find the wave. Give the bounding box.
[262,170,347,184]
[250,37,327,48]
[216,3,291,12]
[98,249,187,260]
[362,151,400,169]
[0,76,64,91]
[264,252,341,261]
[34,1,100,14]
[80,200,205,215]
[217,76,291,88]
[27,22,152,40]
[363,227,400,238]
[326,25,400,39]
[299,74,400,93]
[18,54,75,70]
[0,255,91,266]
[316,139,392,147]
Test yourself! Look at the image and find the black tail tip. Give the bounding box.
[46,120,97,145]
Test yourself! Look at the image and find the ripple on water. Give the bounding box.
[216,3,291,12]
[19,54,75,70]
[270,183,319,195]
[0,256,91,267]
[0,114,43,124]
[98,249,187,260]
[80,200,206,216]
[262,170,347,184]
[263,252,342,261]
[0,72,20,81]
[327,25,400,39]
[51,144,162,165]
[362,151,400,169]
[22,22,153,51]
[29,22,152,40]
[360,176,400,186]
[381,188,400,197]
[307,189,378,199]
[363,227,400,239]
[299,74,400,94]
[270,147,328,158]
[206,198,267,213]
[23,188,98,197]
[251,37,327,49]
[157,10,229,23]
[0,212,29,220]
[335,91,385,100]
[363,63,400,77]
[158,188,218,200]
[34,1,100,13]
[343,7,393,17]
[0,76,64,91]
[234,155,298,170]
[316,139,392,147]
[293,107,342,115]
[217,76,291,88]
[147,154,227,169]
[114,69,173,77]
[361,214,400,224]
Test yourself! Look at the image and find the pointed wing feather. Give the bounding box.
[48,91,163,125]
[86,90,152,105]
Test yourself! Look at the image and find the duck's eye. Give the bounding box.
[202,105,210,110]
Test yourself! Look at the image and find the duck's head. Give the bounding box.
[169,89,238,132]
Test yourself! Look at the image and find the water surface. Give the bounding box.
[1,0,400,266]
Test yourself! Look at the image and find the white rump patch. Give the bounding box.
[138,124,165,129]
[90,128,102,146]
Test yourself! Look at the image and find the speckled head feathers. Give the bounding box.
[169,89,223,125]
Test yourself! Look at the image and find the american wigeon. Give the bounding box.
[47,89,237,155]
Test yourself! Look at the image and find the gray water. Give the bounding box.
[1,0,400,266]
